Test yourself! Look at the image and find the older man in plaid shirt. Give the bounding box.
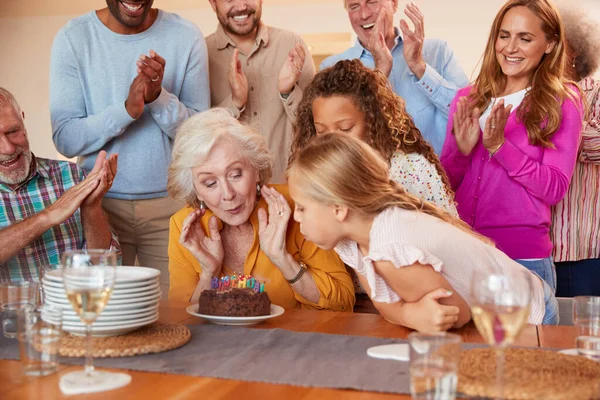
[0,88,119,282]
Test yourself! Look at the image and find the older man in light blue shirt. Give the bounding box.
[321,0,468,154]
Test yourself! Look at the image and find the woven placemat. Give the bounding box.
[458,347,600,400]
[59,323,191,358]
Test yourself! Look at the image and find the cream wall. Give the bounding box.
[0,0,598,160]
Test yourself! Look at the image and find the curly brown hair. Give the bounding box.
[291,59,454,199]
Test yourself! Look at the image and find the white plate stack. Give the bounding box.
[42,266,161,337]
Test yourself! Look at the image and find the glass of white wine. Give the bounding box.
[59,250,130,394]
[470,270,532,400]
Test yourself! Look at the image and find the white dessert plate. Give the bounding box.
[60,308,158,323]
[61,314,160,337]
[45,297,160,312]
[185,304,284,326]
[45,290,161,306]
[42,282,160,297]
[367,344,410,362]
[58,313,158,328]
[58,304,159,318]
[44,266,160,283]
[43,276,160,291]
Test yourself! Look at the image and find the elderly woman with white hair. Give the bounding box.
[167,108,355,311]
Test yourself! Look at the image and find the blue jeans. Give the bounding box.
[516,257,557,293]
[539,276,559,325]
[556,258,600,297]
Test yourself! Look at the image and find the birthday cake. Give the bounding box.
[198,275,271,317]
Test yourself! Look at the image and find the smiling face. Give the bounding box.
[346,0,397,48]
[495,6,556,89]
[0,104,32,185]
[210,0,263,38]
[192,140,259,227]
[288,172,344,251]
[105,0,155,31]
[312,95,367,140]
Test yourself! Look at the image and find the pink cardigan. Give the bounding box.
[441,86,583,259]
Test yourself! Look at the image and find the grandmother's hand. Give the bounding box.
[180,209,223,276]
[257,186,292,266]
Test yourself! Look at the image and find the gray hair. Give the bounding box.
[167,108,273,209]
[558,4,600,79]
[0,87,23,118]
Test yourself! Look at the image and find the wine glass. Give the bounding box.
[470,269,532,400]
[58,250,130,394]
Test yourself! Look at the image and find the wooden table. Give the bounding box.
[0,300,574,400]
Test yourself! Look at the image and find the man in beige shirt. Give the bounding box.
[207,0,316,183]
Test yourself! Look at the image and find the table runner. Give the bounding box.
[0,324,486,395]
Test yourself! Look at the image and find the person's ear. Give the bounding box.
[208,0,218,13]
[333,204,349,222]
[545,39,557,54]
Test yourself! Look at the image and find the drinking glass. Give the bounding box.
[58,250,130,394]
[470,270,532,400]
[409,332,461,400]
[17,304,62,376]
[0,281,40,338]
[573,296,600,359]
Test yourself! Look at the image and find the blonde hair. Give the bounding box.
[470,0,580,147]
[287,133,493,245]
[168,108,272,209]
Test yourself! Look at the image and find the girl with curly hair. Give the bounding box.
[290,59,457,216]
[441,0,583,291]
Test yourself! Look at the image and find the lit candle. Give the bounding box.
[238,276,246,288]
[211,277,218,290]
[223,276,229,290]
[248,277,255,288]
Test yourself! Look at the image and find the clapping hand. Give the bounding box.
[229,49,249,110]
[81,151,118,209]
[136,50,165,103]
[278,42,306,96]
[180,209,224,276]
[399,1,426,79]
[452,97,481,156]
[367,8,393,77]
[257,186,291,267]
[46,151,116,225]
[482,99,512,153]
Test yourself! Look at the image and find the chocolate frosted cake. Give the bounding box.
[198,288,271,317]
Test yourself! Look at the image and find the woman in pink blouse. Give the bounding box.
[440,0,583,291]
[552,6,600,296]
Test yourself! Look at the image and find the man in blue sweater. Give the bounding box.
[321,1,468,154]
[50,0,210,294]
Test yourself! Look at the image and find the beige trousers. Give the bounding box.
[102,197,183,299]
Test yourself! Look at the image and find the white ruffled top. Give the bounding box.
[334,207,546,324]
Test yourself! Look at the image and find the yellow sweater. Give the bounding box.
[168,184,355,311]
